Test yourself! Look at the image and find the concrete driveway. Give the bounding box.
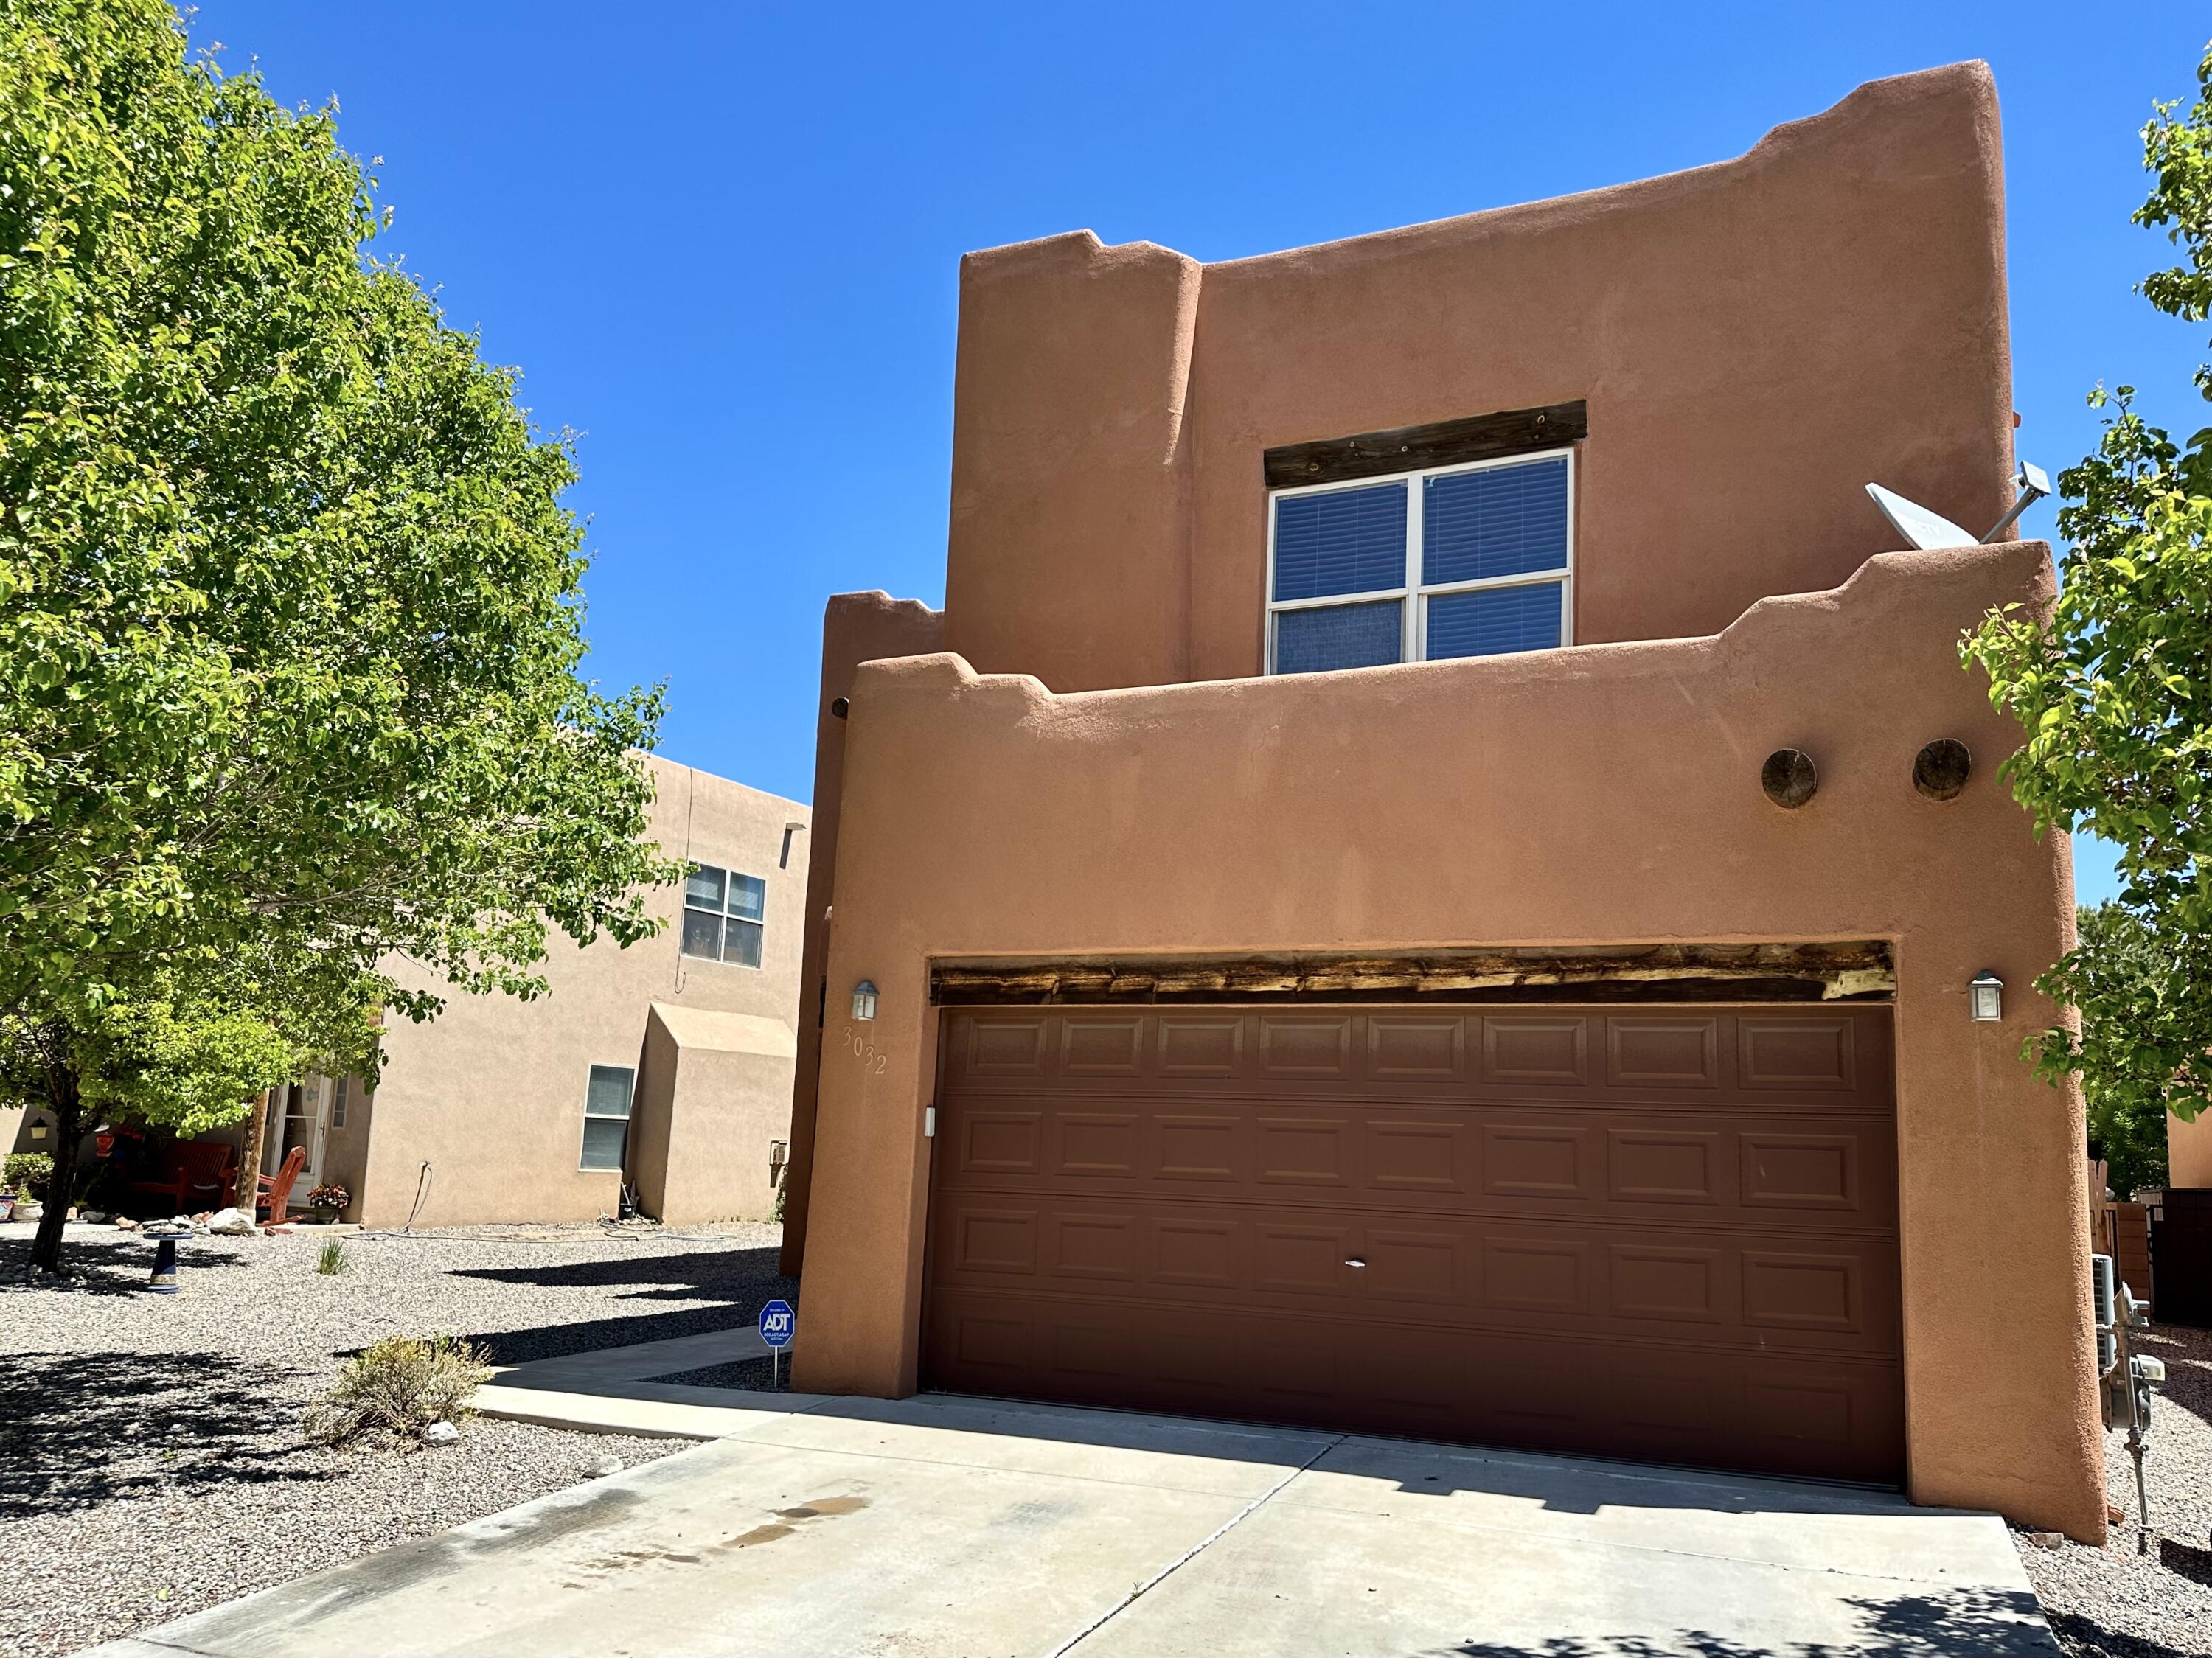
[91,1393,2057,1658]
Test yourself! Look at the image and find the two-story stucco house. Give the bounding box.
[778,63,2103,1542]
[8,754,815,1229]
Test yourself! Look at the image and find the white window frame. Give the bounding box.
[579,1064,636,1173]
[680,862,768,969]
[1263,445,1576,675]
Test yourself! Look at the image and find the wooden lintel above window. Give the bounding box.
[1263,400,1588,490]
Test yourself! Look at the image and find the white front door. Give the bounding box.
[268,1078,329,1185]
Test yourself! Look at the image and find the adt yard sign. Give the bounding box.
[760,1299,795,1348]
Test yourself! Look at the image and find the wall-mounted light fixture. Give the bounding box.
[851,980,879,1021]
[1969,972,2003,1023]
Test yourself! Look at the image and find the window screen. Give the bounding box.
[1275,600,1403,675]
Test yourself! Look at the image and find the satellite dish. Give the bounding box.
[1865,484,1978,551]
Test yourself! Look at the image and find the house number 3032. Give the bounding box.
[842,1027,888,1075]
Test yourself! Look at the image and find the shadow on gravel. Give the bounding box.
[0,1236,251,1293]
[1447,1584,2056,1655]
[0,1349,324,1519]
[2138,1326,2211,1432]
[451,1246,799,1366]
[2043,1609,2205,1658]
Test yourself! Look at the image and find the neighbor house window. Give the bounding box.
[330,1076,348,1131]
[1266,450,1573,674]
[580,1065,634,1171]
[681,863,766,967]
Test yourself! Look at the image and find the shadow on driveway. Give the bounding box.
[1446,1584,2054,1655]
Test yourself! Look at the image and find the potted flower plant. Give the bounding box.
[305,1182,350,1224]
[4,1154,54,1224]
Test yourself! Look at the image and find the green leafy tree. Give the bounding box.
[0,0,679,1272]
[1964,42,2212,1128]
[2071,903,2175,1199]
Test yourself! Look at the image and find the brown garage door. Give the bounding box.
[923,1003,1904,1485]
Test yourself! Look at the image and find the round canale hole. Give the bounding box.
[1913,738,1971,801]
[1761,748,1818,809]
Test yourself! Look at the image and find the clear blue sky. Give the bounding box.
[191,1,2210,905]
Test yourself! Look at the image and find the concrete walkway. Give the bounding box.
[473,1326,828,1439]
[90,1391,2057,1658]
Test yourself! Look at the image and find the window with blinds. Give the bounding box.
[681,863,767,967]
[1265,450,1572,675]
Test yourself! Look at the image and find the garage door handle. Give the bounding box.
[1344,1258,1366,1268]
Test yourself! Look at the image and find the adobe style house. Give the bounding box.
[781,63,2104,1541]
[340,755,808,1226]
[13,755,813,1228]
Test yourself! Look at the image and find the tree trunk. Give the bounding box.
[27,1084,81,1276]
[237,1088,269,1222]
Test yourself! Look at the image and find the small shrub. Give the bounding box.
[4,1153,53,1194]
[305,1334,493,1446]
[316,1236,347,1276]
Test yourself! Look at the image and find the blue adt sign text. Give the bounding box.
[759,1299,796,1349]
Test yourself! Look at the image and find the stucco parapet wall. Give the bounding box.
[851,540,2047,807]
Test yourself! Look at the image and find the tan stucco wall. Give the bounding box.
[779,593,945,1275]
[2168,1111,2212,1190]
[630,1003,798,1225]
[355,754,808,1229]
[793,542,2101,1541]
[942,63,2012,695]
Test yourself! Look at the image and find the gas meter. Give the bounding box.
[2093,1252,2166,1551]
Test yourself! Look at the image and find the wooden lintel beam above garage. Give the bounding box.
[929,942,1896,1006]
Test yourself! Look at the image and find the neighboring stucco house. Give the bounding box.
[779,63,2104,1542]
[181,754,810,1227]
[2168,1111,2212,1191]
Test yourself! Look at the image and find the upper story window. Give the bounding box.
[682,863,766,967]
[1265,450,1573,675]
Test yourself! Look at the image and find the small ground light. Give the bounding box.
[1969,972,2003,1022]
[852,980,879,1020]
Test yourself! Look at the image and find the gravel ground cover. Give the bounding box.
[0,1218,796,1658]
[2017,1320,2212,1657]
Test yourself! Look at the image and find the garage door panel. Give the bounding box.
[1367,1119,1469,1193]
[1258,1014,1356,1078]
[1053,1112,1141,1177]
[1255,1116,1354,1186]
[1157,1014,1245,1075]
[1604,1016,1723,1087]
[1153,1113,1245,1181]
[1481,1124,1593,1199]
[1368,1015,1467,1081]
[1152,1214,1242,1286]
[1482,1234,1592,1314]
[1481,1015,1591,1086]
[927,1004,1902,1485]
[1060,1014,1146,1076]
[1607,1241,1727,1324]
[1605,1128,1723,1205]
[935,1195,1899,1356]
